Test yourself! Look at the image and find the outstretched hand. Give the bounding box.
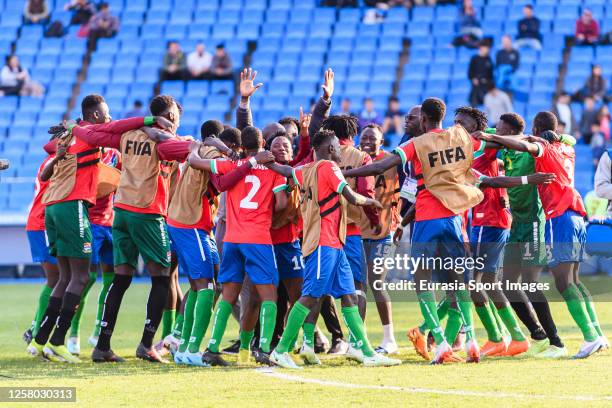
[527,172,556,185]
[299,106,311,133]
[321,68,334,100]
[240,68,263,100]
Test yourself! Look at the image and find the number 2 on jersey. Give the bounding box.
[240,175,261,209]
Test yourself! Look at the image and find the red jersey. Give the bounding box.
[393,130,486,221]
[271,218,301,245]
[211,158,287,244]
[167,182,217,232]
[293,160,348,249]
[471,141,512,229]
[26,155,54,231]
[89,148,121,226]
[533,142,586,219]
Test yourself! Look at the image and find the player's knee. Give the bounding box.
[340,293,358,308]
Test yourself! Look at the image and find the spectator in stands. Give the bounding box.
[0,55,44,97]
[495,35,519,92]
[484,84,512,126]
[595,148,612,218]
[453,0,482,48]
[468,42,494,106]
[87,2,119,51]
[575,9,600,46]
[339,97,356,116]
[552,92,578,136]
[580,96,599,144]
[324,0,358,6]
[187,43,213,80]
[210,44,233,80]
[64,0,95,26]
[23,0,50,25]
[580,64,609,103]
[124,100,146,118]
[599,104,610,142]
[358,97,383,129]
[382,96,404,136]
[161,41,187,81]
[515,5,542,50]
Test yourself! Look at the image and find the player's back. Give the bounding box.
[223,159,286,244]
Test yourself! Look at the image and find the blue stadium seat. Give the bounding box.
[210,80,234,94]
[186,81,210,97]
[262,23,284,38]
[166,24,188,40]
[386,8,409,23]
[161,81,185,97]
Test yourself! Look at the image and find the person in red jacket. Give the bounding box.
[575,9,600,45]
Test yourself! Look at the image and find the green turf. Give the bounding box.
[1,281,611,407]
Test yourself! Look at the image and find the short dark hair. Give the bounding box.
[389,96,399,103]
[524,4,533,10]
[241,126,262,150]
[99,2,109,9]
[499,113,525,134]
[150,94,182,116]
[321,114,359,140]
[278,117,299,129]
[216,43,225,49]
[312,129,336,149]
[219,127,241,147]
[134,99,143,108]
[533,111,558,133]
[421,97,446,124]
[363,123,383,133]
[455,106,488,132]
[81,94,105,118]
[200,120,224,139]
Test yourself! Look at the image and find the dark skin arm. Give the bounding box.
[274,189,288,213]
[40,143,67,181]
[474,132,540,155]
[140,126,175,143]
[264,161,293,178]
[340,184,383,209]
[479,172,555,188]
[392,203,415,244]
[342,154,402,178]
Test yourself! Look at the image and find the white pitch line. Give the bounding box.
[255,368,612,402]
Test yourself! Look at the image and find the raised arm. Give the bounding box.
[343,154,401,178]
[236,68,261,130]
[289,107,312,166]
[479,172,555,189]
[309,68,334,137]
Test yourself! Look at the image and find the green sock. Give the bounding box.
[418,291,445,345]
[187,289,214,353]
[576,282,604,337]
[288,330,300,351]
[489,298,508,337]
[179,291,197,353]
[32,285,53,338]
[444,307,463,345]
[161,309,176,339]
[498,305,526,341]
[92,271,114,337]
[475,303,503,342]
[456,289,476,341]
[418,297,449,334]
[302,322,315,347]
[207,299,233,353]
[240,330,254,350]
[276,302,310,353]
[70,271,96,337]
[259,301,278,353]
[342,305,375,357]
[172,313,184,338]
[562,284,598,342]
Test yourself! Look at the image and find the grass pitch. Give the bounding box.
[1,280,611,407]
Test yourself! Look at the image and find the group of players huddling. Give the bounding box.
[22,66,608,368]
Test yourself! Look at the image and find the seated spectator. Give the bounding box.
[358,98,383,129]
[382,96,404,135]
[495,35,520,92]
[575,9,600,46]
[599,104,610,142]
[515,5,542,50]
[124,100,146,118]
[453,0,482,48]
[24,0,49,25]
[590,123,606,171]
[484,84,513,126]
[552,92,578,136]
[0,55,44,97]
[468,42,494,106]
[161,41,187,81]
[87,2,119,51]
[210,44,233,80]
[580,96,599,144]
[557,120,567,134]
[64,0,95,26]
[580,64,609,103]
[338,97,356,116]
[187,43,213,80]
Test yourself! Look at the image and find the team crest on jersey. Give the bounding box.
[83,242,92,254]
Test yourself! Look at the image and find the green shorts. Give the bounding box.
[45,200,93,259]
[112,208,171,270]
[504,220,546,267]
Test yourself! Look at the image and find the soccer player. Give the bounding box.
[265,129,401,369]
[477,111,608,358]
[358,124,400,354]
[495,113,566,358]
[187,125,288,366]
[23,149,60,345]
[453,107,530,357]
[28,95,169,363]
[320,115,380,361]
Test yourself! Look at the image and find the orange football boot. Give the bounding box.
[480,340,507,357]
[502,340,530,356]
[407,327,430,360]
